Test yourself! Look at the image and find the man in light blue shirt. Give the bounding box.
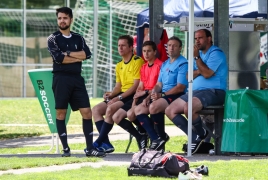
[165,29,227,154]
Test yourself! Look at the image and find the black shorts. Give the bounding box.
[121,94,148,112]
[180,89,225,108]
[52,74,90,111]
[162,92,185,104]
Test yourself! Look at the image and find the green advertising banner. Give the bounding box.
[221,89,268,153]
[28,68,71,133]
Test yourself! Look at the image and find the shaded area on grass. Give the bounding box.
[0,127,47,140]
[0,133,41,141]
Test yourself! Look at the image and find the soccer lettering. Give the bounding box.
[37,80,54,124]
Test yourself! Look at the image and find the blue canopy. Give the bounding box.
[136,0,266,28]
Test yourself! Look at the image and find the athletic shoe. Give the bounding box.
[137,134,148,150]
[200,128,209,140]
[93,142,105,152]
[62,147,71,157]
[100,142,115,153]
[84,148,106,157]
[195,165,209,176]
[93,142,114,153]
[164,133,170,142]
[149,137,165,150]
[182,140,204,155]
[178,170,202,180]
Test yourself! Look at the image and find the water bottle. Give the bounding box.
[209,149,215,156]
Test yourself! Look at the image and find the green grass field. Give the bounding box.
[0,98,172,140]
[0,98,268,179]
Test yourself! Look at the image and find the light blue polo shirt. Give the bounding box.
[193,45,228,90]
[158,55,188,92]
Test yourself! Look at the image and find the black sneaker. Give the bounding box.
[200,128,209,140]
[84,148,106,157]
[182,140,204,155]
[149,137,165,150]
[182,143,187,152]
[62,147,71,157]
[195,165,209,176]
[164,133,170,142]
[137,134,148,150]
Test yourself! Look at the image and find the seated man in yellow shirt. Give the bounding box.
[92,35,144,153]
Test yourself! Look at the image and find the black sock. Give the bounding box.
[151,113,165,139]
[193,116,206,137]
[172,114,188,134]
[95,120,111,144]
[118,119,141,140]
[95,121,113,144]
[136,114,158,141]
[83,119,93,150]
[132,119,146,134]
[56,119,69,150]
[172,114,199,142]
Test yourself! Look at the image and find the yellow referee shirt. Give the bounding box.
[115,55,144,92]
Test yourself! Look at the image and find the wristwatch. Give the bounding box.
[145,90,149,95]
[161,92,166,97]
[118,95,123,100]
[66,51,71,57]
[194,56,200,60]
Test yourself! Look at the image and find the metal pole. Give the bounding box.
[93,0,98,97]
[23,0,26,97]
[109,0,113,91]
[66,0,70,7]
[187,0,194,157]
[149,0,163,44]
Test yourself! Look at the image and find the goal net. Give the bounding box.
[72,0,148,97]
[0,0,148,97]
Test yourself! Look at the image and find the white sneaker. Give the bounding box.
[178,170,202,180]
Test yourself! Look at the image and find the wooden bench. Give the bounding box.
[125,105,224,155]
[199,105,224,155]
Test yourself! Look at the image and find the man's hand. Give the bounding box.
[103,92,111,101]
[133,90,145,99]
[107,96,119,106]
[150,92,161,102]
[194,45,199,57]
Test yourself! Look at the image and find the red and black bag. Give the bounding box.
[127,149,189,178]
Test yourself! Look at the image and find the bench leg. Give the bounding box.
[202,121,217,140]
[125,134,133,153]
[214,108,224,155]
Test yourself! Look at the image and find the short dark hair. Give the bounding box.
[168,36,182,47]
[56,7,73,19]
[142,41,157,51]
[196,29,213,44]
[118,35,134,47]
[199,29,212,38]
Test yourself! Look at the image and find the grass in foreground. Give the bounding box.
[0,137,188,171]
[1,159,267,180]
[0,157,99,171]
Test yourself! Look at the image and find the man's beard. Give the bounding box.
[58,25,70,30]
[198,45,205,51]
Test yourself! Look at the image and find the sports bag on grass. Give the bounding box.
[127,149,189,178]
